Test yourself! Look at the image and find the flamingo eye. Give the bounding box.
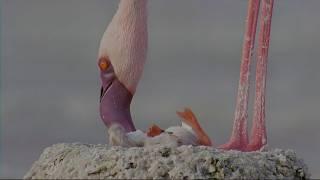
[99,57,110,71]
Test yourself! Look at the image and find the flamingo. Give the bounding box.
[98,0,148,133]
[98,0,211,147]
[98,0,274,151]
[219,0,274,151]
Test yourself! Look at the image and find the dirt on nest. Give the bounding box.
[24,143,309,179]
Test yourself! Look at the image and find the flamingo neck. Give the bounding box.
[117,0,148,23]
[104,0,148,94]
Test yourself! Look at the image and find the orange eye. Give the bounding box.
[99,58,110,71]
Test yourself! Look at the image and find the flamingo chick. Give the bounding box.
[108,108,212,147]
[98,0,212,147]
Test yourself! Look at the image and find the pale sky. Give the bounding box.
[2,0,320,178]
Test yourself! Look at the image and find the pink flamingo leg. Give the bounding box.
[219,0,261,151]
[246,0,274,151]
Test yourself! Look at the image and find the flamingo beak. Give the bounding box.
[99,78,136,132]
[99,61,136,133]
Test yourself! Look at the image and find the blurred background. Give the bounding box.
[1,0,320,178]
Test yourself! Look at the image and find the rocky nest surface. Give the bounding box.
[24,143,309,179]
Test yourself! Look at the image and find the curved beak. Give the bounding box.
[99,70,136,132]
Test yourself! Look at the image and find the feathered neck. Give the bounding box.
[111,0,148,94]
[99,0,148,94]
[118,0,147,14]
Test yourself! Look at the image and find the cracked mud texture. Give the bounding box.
[24,143,309,179]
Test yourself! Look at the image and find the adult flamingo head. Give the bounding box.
[98,0,148,133]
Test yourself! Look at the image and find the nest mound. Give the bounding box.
[24,143,309,179]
